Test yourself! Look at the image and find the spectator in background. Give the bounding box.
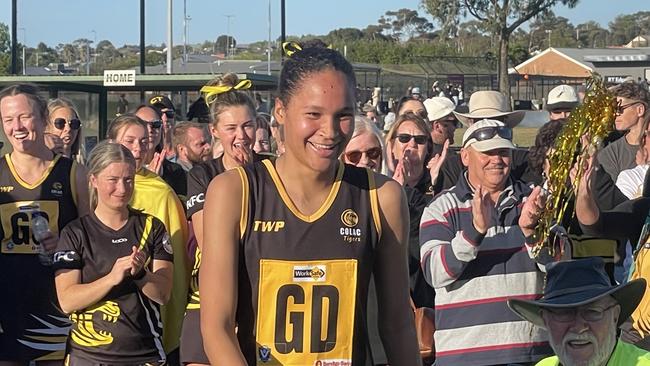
[598,82,650,183]
[423,96,457,155]
[342,117,384,172]
[172,121,212,172]
[116,93,129,116]
[149,95,176,159]
[47,97,85,164]
[253,114,273,155]
[420,119,555,366]
[411,86,422,100]
[545,85,579,121]
[433,90,530,191]
[508,258,649,366]
[135,105,187,196]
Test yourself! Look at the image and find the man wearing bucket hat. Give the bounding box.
[423,96,457,148]
[434,91,534,192]
[545,84,579,121]
[508,257,650,365]
[420,119,554,366]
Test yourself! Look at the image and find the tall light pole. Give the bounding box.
[545,29,553,48]
[91,30,97,71]
[183,0,190,65]
[19,27,25,75]
[267,0,272,75]
[166,0,173,74]
[224,15,235,58]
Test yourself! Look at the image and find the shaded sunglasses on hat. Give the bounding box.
[53,118,82,130]
[464,126,512,147]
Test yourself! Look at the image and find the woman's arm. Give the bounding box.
[55,256,133,314]
[135,259,173,305]
[373,175,422,366]
[200,169,248,365]
[191,211,204,250]
[74,163,90,216]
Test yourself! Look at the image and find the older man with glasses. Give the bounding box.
[508,257,650,365]
[419,119,559,366]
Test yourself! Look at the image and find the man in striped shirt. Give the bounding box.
[419,119,554,365]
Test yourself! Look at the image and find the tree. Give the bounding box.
[608,11,650,46]
[575,21,608,48]
[422,0,579,99]
[0,23,10,75]
[378,8,434,41]
[528,11,577,51]
[215,35,236,55]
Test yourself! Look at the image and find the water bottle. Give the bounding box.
[32,213,53,266]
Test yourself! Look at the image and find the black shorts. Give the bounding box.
[0,259,68,362]
[65,353,167,366]
[179,309,208,365]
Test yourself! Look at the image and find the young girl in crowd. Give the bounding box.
[106,114,189,360]
[180,73,265,366]
[53,141,173,365]
[199,42,420,365]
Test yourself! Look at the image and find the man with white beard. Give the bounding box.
[509,258,650,365]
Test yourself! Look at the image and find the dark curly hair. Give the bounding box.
[528,119,566,175]
[278,40,356,106]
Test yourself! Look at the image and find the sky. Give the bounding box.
[0,0,643,48]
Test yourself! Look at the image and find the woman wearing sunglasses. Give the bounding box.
[386,112,433,189]
[47,98,85,163]
[342,117,384,172]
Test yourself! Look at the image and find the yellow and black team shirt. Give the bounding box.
[185,156,227,309]
[236,160,381,366]
[0,154,79,362]
[185,154,267,309]
[52,210,173,365]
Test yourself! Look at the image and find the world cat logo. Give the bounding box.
[339,209,361,243]
[293,265,326,282]
[51,182,63,196]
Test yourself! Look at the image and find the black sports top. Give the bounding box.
[52,210,173,364]
[235,160,381,366]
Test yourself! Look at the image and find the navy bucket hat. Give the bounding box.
[508,257,646,329]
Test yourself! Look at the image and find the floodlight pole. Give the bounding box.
[11,0,17,74]
[167,0,173,74]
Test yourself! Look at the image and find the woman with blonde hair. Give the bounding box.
[47,98,85,163]
[106,114,189,362]
[53,141,173,365]
[180,73,266,365]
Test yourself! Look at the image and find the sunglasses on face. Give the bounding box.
[163,110,175,119]
[616,101,643,115]
[345,147,382,164]
[464,126,512,147]
[145,120,163,129]
[396,134,428,145]
[53,118,81,130]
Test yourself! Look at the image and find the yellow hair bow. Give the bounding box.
[200,79,252,106]
[283,41,334,57]
[282,42,302,57]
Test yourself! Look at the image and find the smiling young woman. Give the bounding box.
[199,41,420,365]
[0,84,89,365]
[53,141,173,366]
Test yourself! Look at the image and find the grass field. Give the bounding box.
[453,127,540,148]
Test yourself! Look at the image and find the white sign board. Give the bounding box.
[103,70,136,86]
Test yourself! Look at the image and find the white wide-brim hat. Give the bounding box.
[453,91,525,128]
